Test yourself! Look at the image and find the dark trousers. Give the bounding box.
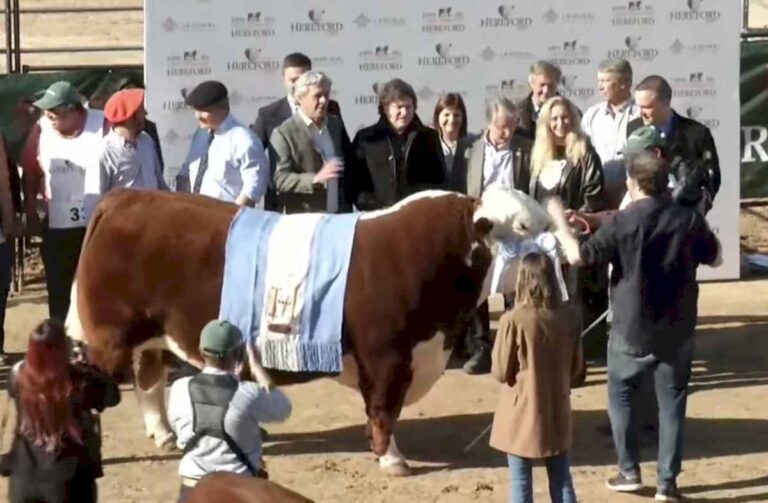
[0,241,13,352]
[9,475,97,503]
[41,226,86,322]
[607,339,694,489]
[464,300,491,355]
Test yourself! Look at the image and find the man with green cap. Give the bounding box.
[167,319,292,503]
[19,80,108,321]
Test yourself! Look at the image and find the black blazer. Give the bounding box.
[252,97,343,147]
[627,111,720,204]
[529,142,605,213]
[454,133,533,198]
[349,115,445,210]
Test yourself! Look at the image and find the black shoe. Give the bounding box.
[655,485,681,502]
[605,472,643,492]
[462,346,491,375]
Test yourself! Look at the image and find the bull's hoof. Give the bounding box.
[380,460,412,477]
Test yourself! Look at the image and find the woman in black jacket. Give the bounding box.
[529,96,604,212]
[529,96,607,348]
[349,78,445,210]
[1,319,120,503]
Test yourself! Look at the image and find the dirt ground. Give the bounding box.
[0,2,765,502]
[0,276,765,503]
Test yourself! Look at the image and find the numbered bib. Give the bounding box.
[48,160,87,229]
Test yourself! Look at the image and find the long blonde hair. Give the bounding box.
[530,96,588,178]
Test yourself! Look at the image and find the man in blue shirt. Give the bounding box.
[176,81,269,207]
[550,153,720,502]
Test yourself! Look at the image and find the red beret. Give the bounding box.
[104,89,144,123]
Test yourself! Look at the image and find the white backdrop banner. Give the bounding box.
[144,0,740,280]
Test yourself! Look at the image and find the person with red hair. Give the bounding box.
[0,319,120,503]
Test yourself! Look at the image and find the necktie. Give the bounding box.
[192,130,215,194]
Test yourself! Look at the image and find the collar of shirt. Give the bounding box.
[212,115,237,137]
[484,130,510,153]
[202,367,232,376]
[658,114,676,137]
[603,98,634,118]
[297,108,327,131]
[106,128,138,148]
[287,95,299,114]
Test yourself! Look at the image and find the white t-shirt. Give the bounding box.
[38,109,105,229]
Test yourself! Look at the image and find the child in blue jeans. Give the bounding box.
[490,252,586,503]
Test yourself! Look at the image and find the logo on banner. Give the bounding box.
[225,48,280,73]
[672,72,717,99]
[485,80,529,99]
[480,46,535,62]
[546,39,591,66]
[291,9,344,34]
[611,1,655,26]
[359,46,403,71]
[166,50,212,77]
[685,105,720,129]
[354,12,408,29]
[558,75,595,100]
[607,36,660,61]
[418,43,470,68]
[310,55,344,68]
[480,5,534,30]
[542,8,595,24]
[669,0,721,23]
[422,7,466,33]
[417,86,467,101]
[355,82,381,106]
[231,11,276,37]
[669,38,720,55]
[162,88,191,112]
[161,17,215,33]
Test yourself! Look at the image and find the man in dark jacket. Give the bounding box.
[516,61,562,139]
[349,78,445,210]
[550,154,720,502]
[627,75,720,213]
[252,53,344,210]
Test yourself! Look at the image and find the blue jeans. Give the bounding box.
[507,453,577,503]
[607,339,694,489]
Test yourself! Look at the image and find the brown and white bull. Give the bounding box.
[65,187,554,475]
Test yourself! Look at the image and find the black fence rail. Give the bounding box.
[2,0,143,74]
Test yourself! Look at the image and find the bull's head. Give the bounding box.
[473,186,553,244]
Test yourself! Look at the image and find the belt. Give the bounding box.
[180,476,199,488]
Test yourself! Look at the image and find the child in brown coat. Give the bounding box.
[490,252,586,503]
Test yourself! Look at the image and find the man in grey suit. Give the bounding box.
[455,95,533,374]
[270,71,352,214]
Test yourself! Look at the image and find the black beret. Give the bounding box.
[185,80,228,109]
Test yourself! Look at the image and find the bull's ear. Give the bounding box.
[474,217,493,239]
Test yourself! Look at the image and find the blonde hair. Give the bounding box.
[515,252,562,310]
[530,96,588,178]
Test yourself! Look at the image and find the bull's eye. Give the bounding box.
[518,223,528,231]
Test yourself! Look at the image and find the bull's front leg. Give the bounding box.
[359,353,413,477]
[134,348,175,450]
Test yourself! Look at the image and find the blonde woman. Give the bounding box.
[529,96,604,212]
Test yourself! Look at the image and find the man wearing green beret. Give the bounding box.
[167,319,292,503]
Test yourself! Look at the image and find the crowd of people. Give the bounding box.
[0,50,723,503]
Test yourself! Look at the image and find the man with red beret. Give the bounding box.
[85,88,169,218]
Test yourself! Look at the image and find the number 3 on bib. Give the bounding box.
[69,204,85,223]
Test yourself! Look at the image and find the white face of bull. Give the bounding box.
[472,186,567,302]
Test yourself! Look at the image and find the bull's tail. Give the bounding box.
[65,197,112,343]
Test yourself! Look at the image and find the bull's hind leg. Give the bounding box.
[134,347,175,450]
[358,352,413,476]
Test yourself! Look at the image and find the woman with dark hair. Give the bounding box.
[1,319,120,503]
[348,78,445,210]
[432,93,470,190]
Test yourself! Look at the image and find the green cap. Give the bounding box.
[33,81,83,110]
[622,126,668,157]
[199,319,242,358]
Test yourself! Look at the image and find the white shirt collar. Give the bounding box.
[202,366,231,375]
[297,108,326,130]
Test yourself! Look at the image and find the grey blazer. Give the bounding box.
[458,133,534,198]
[270,114,352,213]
